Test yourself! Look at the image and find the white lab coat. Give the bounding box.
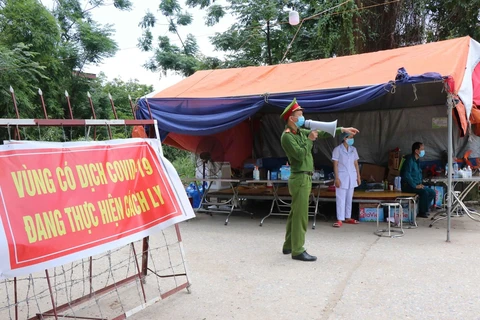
[332,144,359,189]
[332,143,359,220]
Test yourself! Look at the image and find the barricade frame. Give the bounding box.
[0,89,191,320]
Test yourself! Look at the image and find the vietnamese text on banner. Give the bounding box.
[0,138,195,279]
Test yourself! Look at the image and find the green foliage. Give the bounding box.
[425,0,480,41]
[0,44,47,118]
[140,0,361,74]
[76,20,118,65]
[163,144,189,161]
[139,0,217,77]
[159,0,181,16]
[205,4,225,26]
[140,0,480,77]
[0,0,152,144]
[164,146,195,178]
[143,35,200,77]
[171,155,195,178]
[163,145,195,178]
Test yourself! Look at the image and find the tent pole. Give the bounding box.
[446,95,454,242]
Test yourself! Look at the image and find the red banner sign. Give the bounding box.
[0,140,194,277]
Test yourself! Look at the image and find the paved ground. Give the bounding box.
[133,208,480,320]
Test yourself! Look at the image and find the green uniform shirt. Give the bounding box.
[281,126,343,172]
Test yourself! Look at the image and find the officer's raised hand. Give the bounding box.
[341,127,360,135]
[308,130,318,141]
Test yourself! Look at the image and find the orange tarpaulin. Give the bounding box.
[155,37,470,99]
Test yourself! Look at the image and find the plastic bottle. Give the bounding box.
[445,164,448,177]
[467,165,472,178]
[319,168,325,179]
[453,162,459,178]
[267,170,273,188]
[253,166,260,180]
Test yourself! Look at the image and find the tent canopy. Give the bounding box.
[137,36,480,168]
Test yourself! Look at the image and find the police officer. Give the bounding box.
[280,98,359,261]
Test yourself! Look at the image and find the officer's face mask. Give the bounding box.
[294,115,305,128]
[346,138,354,146]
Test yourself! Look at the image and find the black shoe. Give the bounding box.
[417,213,429,218]
[292,251,317,262]
[282,248,291,255]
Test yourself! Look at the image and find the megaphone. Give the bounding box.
[304,119,338,137]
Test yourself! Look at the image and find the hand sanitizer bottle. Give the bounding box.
[253,166,260,180]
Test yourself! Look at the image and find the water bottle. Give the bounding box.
[445,164,448,177]
[267,170,273,188]
[453,162,459,178]
[319,168,325,179]
[253,166,260,180]
[467,165,472,178]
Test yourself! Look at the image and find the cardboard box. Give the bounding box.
[389,202,414,222]
[359,203,384,222]
[360,163,386,182]
[428,186,444,207]
[360,202,417,223]
[388,150,401,170]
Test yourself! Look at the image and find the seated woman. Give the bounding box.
[400,142,436,218]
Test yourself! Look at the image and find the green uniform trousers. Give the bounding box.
[283,173,312,256]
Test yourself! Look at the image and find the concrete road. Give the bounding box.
[133,210,480,320]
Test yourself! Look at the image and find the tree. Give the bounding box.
[96,75,154,120]
[0,44,47,118]
[139,0,363,75]
[0,0,155,143]
[0,0,60,118]
[78,75,154,140]
[49,0,132,121]
[0,0,133,120]
[138,0,205,77]
[425,0,480,42]
[140,0,480,78]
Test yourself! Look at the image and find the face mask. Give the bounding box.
[294,116,305,128]
[346,138,354,146]
[419,150,425,157]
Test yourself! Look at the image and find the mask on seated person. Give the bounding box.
[346,138,354,146]
[419,150,425,157]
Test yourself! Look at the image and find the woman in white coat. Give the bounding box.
[332,132,361,227]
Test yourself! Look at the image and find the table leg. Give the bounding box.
[260,184,280,226]
[430,181,479,227]
[312,184,327,229]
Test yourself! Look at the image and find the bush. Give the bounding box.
[171,154,195,179]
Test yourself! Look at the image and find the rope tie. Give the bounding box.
[262,92,270,104]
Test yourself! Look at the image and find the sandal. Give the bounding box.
[345,218,359,224]
[333,221,342,228]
